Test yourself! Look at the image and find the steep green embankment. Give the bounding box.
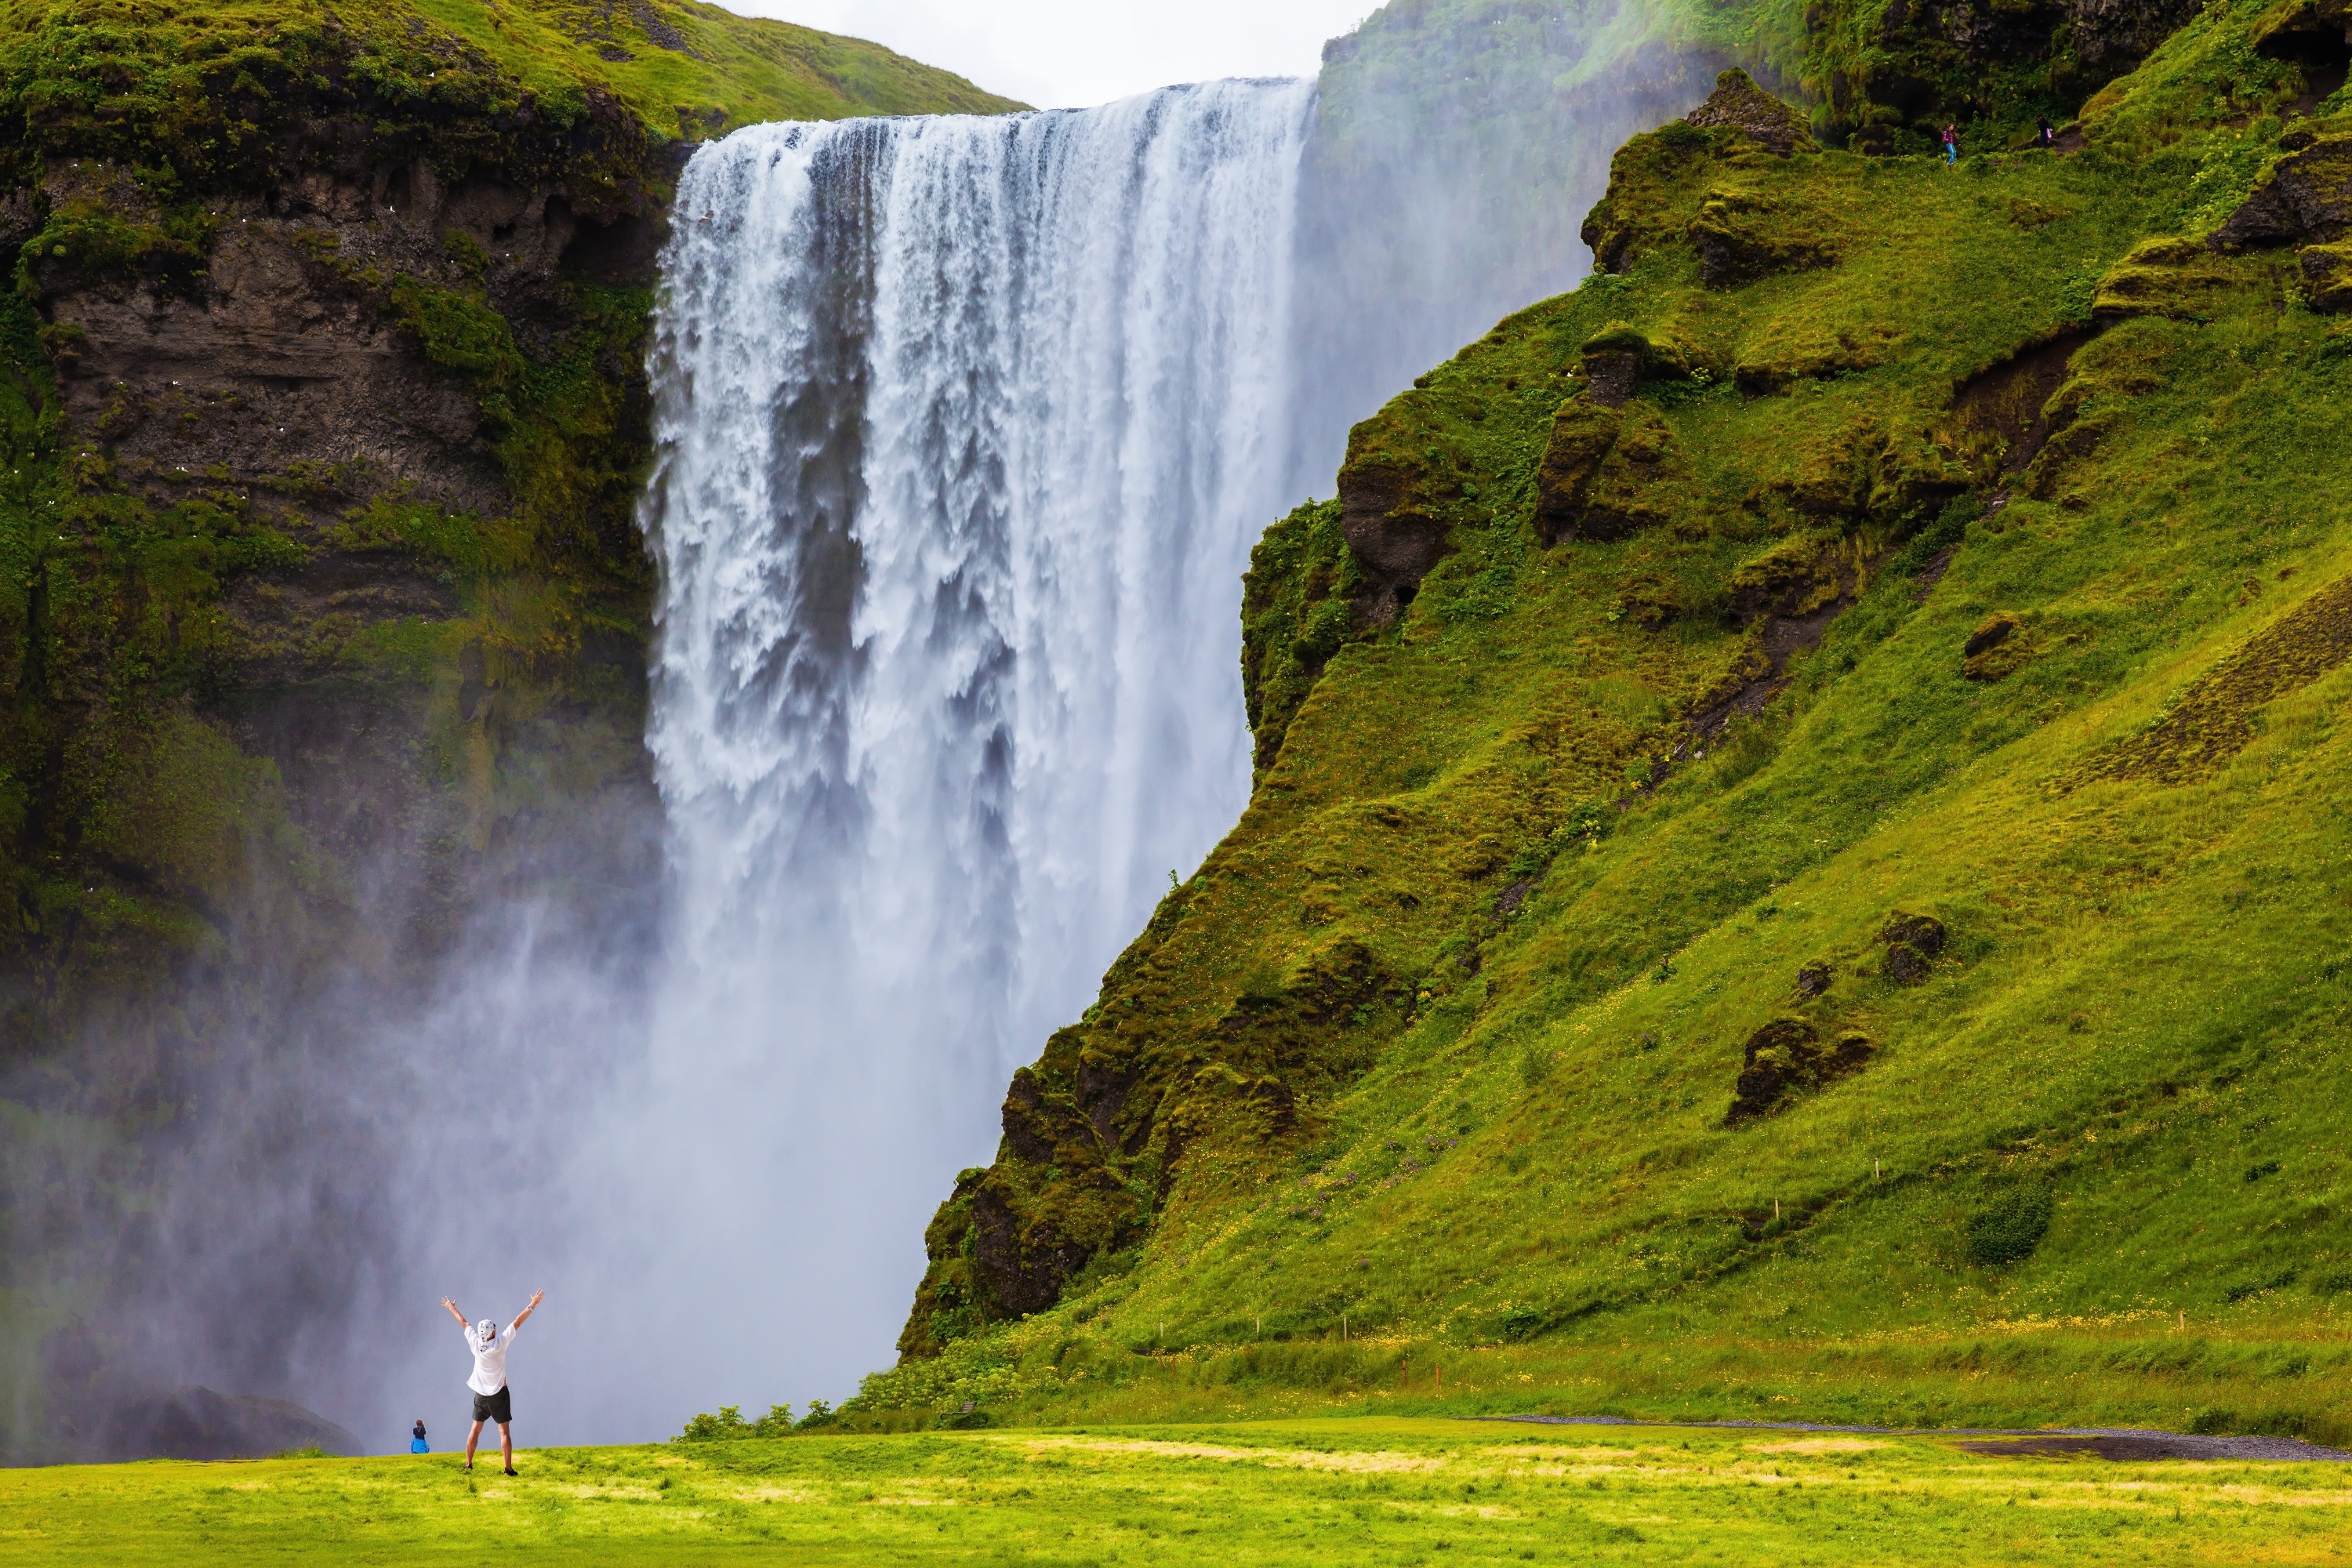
[871,0,2352,1439]
[0,0,1016,1055]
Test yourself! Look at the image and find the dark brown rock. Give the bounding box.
[1728,1018,1875,1124]
[1882,912,1947,957]
[1885,942,1933,984]
[1337,452,1450,626]
[1796,960,1831,996]
[968,1181,1091,1319]
[2212,134,2352,250]
[1582,350,1640,407]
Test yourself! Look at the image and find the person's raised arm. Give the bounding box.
[510,1290,545,1333]
[442,1297,469,1330]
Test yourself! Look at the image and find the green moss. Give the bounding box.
[1240,499,1363,778]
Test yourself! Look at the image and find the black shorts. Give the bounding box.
[471,1385,513,1425]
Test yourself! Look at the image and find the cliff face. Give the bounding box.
[0,1,1017,1055]
[882,0,2352,1433]
[0,0,1016,1463]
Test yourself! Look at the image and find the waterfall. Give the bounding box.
[595,80,1314,1423]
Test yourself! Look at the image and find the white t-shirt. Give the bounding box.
[463,1320,521,1396]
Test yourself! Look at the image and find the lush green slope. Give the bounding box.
[879,0,2352,1441]
[9,1419,2352,1564]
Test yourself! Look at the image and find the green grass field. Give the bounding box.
[7,1417,2351,1565]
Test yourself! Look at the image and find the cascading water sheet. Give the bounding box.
[601,80,1314,1425]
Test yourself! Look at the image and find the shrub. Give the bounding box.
[1964,1186,2053,1266]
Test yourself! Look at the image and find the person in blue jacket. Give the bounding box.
[411,1418,430,1454]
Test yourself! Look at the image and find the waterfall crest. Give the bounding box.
[612,80,1313,1417]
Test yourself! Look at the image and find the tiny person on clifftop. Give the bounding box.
[411,1417,429,1454]
[441,1290,543,1475]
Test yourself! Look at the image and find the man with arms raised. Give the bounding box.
[441,1290,543,1474]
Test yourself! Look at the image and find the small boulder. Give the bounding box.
[1882,912,1945,985]
[1962,614,2034,681]
[1885,942,1933,985]
[1727,1018,1875,1124]
[1882,913,1947,956]
[1962,615,2016,659]
[1795,960,1831,997]
[2304,240,2352,314]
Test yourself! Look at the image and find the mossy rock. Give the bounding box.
[1962,613,2037,681]
[1690,187,1841,289]
[1534,399,1686,546]
[1727,1018,1874,1124]
[2304,238,2352,310]
[2212,132,2352,250]
[1965,1186,2054,1266]
[1681,68,1817,158]
[2092,235,2241,318]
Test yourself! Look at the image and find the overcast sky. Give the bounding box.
[725,1,1379,109]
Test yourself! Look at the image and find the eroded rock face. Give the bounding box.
[1690,187,1840,289]
[20,148,666,942]
[1534,397,1682,546]
[1682,68,1816,155]
[1728,1018,1874,1124]
[2212,134,2352,251]
[1337,451,1450,626]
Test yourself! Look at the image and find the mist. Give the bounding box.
[3,0,1734,1461]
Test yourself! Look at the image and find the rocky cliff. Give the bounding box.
[0,0,1014,1057]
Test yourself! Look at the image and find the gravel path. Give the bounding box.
[1475,1414,2352,1463]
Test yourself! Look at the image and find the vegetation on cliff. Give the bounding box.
[0,0,1015,1058]
[879,0,2352,1443]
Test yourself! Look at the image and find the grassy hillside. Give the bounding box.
[875,0,2352,1442]
[8,1418,2351,1563]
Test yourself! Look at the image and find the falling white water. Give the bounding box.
[552,80,1314,1433]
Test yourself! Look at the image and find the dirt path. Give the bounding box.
[1476,1414,2352,1462]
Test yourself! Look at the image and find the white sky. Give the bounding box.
[721,1,1380,109]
